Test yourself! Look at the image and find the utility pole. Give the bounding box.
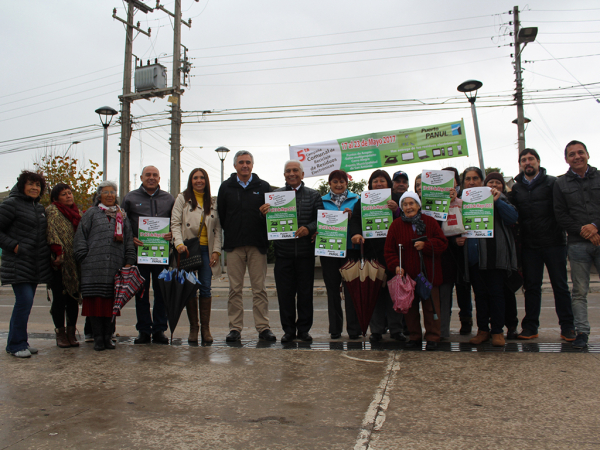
[119,3,134,201]
[170,0,182,196]
[513,5,526,155]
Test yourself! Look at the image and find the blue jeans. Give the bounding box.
[6,283,37,354]
[135,264,168,334]
[521,245,573,333]
[197,245,212,298]
[568,242,600,335]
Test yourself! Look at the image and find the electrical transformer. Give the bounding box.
[135,63,167,92]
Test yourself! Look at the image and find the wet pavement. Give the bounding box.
[1,265,600,449]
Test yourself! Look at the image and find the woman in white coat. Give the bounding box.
[171,168,222,344]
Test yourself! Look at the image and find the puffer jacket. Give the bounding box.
[510,168,566,248]
[553,165,600,245]
[73,207,136,298]
[171,193,222,277]
[273,182,324,258]
[0,185,52,285]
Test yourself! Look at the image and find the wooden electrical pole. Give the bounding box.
[513,5,526,154]
[119,3,134,201]
[170,0,182,196]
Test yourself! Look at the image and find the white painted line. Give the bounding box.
[354,352,400,450]
[342,353,384,364]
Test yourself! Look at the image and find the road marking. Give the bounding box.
[354,351,400,449]
[342,353,384,364]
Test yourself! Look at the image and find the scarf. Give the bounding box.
[400,209,426,236]
[98,203,124,242]
[53,201,81,230]
[330,190,348,209]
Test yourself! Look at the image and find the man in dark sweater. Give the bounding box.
[554,140,600,349]
[217,151,275,342]
[122,165,174,344]
[510,149,575,342]
[260,160,323,343]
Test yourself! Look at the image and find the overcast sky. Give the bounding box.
[2,0,599,194]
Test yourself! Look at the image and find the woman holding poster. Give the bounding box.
[349,169,405,342]
[384,192,447,350]
[172,168,222,344]
[321,170,361,339]
[458,168,518,347]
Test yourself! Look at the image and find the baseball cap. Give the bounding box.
[392,171,409,181]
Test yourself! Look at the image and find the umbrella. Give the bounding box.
[157,258,202,343]
[113,266,146,319]
[339,243,387,336]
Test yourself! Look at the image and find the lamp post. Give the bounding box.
[215,146,230,273]
[95,106,118,181]
[457,80,485,173]
[64,141,81,157]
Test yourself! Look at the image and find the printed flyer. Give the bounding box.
[360,188,393,238]
[461,187,494,238]
[289,119,468,178]
[138,217,170,264]
[421,170,454,221]
[265,191,298,240]
[315,210,348,258]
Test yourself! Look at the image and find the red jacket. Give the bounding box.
[384,215,448,286]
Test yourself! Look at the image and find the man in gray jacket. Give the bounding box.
[554,140,600,349]
[260,160,323,342]
[122,165,175,344]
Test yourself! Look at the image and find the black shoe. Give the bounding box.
[572,333,588,350]
[298,332,312,342]
[506,327,518,340]
[459,318,473,335]
[134,332,151,344]
[93,336,105,351]
[152,331,170,344]
[258,329,277,341]
[390,332,407,342]
[517,329,539,340]
[330,333,342,339]
[226,330,241,342]
[369,333,382,343]
[281,333,295,343]
[404,340,422,349]
[103,335,115,350]
[348,334,361,340]
[425,341,437,351]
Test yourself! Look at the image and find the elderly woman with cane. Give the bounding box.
[74,181,136,351]
[384,192,447,350]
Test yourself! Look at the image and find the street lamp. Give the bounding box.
[457,80,485,173]
[64,141,81,157]
[95,106,118,181]
[215,146,230,273]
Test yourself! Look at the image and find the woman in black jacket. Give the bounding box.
[0,171,53,358]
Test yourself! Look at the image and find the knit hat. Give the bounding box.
[399,191,422,210]
[484,172,506,192]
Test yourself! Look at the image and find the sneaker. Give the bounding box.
[84,333,93,343]
[11,349,31,358]
[27,346,38,354]
[517,329,539,340]
[560,329,576,342]
[572,333,588,350]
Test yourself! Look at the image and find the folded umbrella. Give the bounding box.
[113,266,146,320]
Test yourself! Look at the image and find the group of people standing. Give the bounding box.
[1,140,597,357]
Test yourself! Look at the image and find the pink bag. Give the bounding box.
[388,274,416,314]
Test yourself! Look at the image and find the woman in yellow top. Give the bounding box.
[171,168,222,344]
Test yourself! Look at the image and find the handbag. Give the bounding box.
[172,213,205,272]
[442,203,466,236]
[414,250,434,300]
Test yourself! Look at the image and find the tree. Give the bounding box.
[315,178,367,196]
[34,153,103,210]
[485,167,503,177]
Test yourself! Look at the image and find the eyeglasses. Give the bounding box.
[101,190,116,195]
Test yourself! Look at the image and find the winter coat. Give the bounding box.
[273,182,323,259]
[46,204,81,299]
[73,206,136,298]
[171,192,222,277]
[321,190,360,250]
[217,173,271,253]
[510,168,566,248]
[384,214,448,286]
[122,185,175,237]
[0,185,52,285]
[553,165,600,245]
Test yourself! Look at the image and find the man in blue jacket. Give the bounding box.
[217,151,275,342]
[554,140,600,349]
[122,165,174,345]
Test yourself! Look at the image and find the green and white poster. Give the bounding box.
[265,191,298,240]
[360,188,393,239]
[421,170,454,221]
[289,119,468,178]
[461,187,494,238]
[138,217,170,264]
[315,210,348,258]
